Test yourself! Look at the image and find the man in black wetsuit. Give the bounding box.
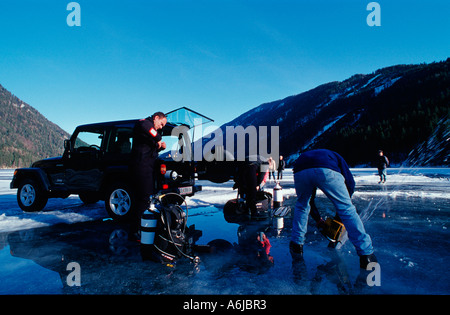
[130,112,167,222]
[233,157,269,219]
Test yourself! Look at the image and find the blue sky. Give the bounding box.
[1,0,449,133]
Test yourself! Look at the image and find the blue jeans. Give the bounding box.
[291,168,374,256]
[378,168,387,182]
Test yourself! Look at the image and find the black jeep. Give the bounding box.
[10,108,206,221]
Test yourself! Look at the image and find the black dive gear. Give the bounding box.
[140,193,201,265]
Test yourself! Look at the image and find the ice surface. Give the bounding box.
[0,167,449,294]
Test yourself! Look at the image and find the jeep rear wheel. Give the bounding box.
[17,178,48,212]
[105,182,135,221]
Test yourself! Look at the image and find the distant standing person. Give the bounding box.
[268,157,276,181]
[377,150,389,183]
[277,155,285,180]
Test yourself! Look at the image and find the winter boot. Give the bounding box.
[289,241,303,261]
[360,253,378,269]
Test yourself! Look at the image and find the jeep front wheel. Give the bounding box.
[105,182,135,221]
[17,178,48,212]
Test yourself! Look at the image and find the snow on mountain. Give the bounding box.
[405,117,450,166]
[221,59,450,166]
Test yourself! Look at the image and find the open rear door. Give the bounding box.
[165,107,214,129]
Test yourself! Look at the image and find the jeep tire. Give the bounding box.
[105,181,135,221]
[17,178,48,212]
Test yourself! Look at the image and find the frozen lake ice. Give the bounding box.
[0,167,449,295]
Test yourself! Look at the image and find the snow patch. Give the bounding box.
[374,76,402,96]
[360,74,382,89]
[302,114,346,150]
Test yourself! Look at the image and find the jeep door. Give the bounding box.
[64,127,105,192]
[103,125,133,165]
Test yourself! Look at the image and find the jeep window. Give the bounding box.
[159,133,192,161]
[106,127,133,154]
[159,135,180,159]
[158,124,193,161]
[74,130,104,151]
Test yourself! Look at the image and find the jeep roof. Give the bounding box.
[73,106,214,135]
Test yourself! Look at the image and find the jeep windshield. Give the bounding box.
[74,130,104,151]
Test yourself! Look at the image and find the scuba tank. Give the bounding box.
[140,202,159,260]
[141,203,158,245]
[273,182,283,208]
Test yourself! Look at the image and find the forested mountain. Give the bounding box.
[223,58,450,166]
[0,84,70,168]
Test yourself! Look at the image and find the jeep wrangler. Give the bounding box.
[10,108,206,221]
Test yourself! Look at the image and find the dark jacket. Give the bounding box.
[377,155,389,170]
[277,159,285,171]
[130,117,162,170]
[293,149,355,196]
